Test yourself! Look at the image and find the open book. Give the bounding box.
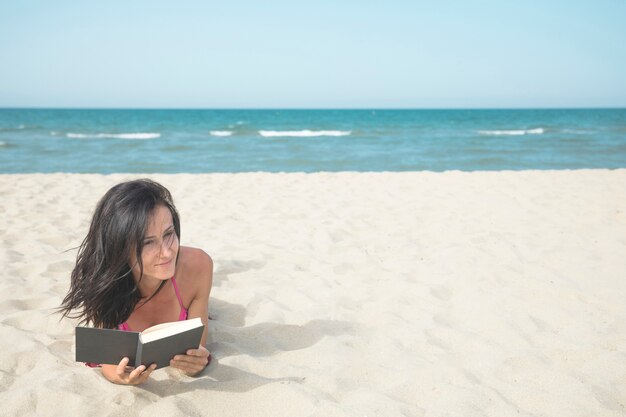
[75,317,204,369]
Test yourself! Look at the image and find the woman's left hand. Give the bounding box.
[170,345,211,376]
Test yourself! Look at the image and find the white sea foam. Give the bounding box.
[478,128,544,136]
[66,132,161,140]
[0,141,6,146]
[210,130,233,137]
[259,130,352,137]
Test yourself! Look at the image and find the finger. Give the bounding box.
[171,361,200,373]
[172,356,208,372]
[171,361,202,374]
[116,357,130,377]
[186,349,207,357]
[187,346,210,357]
[172,354,196,363]
[177,348,209,361]
[172,355,207,367]
[170,356,196,369]
[128,364,147,382]
[170,358,188,369]
[136,364,157,383]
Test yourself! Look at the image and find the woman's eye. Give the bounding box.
[144,240,155,246]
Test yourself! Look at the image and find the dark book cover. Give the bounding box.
[75,318,204,369]
[75,327,140,365]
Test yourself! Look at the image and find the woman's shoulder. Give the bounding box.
[178,246,213,292]
[179,246,213,269]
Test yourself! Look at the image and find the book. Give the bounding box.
[75,317,204,369]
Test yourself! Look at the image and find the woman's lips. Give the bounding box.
[156,260,172,267]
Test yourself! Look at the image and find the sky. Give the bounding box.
[0,0,625,109]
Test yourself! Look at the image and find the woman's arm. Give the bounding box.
[169,249,213,376]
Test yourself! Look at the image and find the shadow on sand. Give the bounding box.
[140,259,356,396]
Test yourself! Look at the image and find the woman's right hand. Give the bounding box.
[102,357,157,385]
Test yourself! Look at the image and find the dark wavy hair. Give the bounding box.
[59,179,181,329]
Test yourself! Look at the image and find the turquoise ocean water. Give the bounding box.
[0,109,625,173]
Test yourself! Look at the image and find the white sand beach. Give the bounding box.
[1,170,625,417]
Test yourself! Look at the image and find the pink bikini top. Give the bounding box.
[117,276,188,331]
[84,277,188,368]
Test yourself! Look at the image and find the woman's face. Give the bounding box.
[130,205,179,282]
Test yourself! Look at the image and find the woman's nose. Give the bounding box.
[159,238,175,257]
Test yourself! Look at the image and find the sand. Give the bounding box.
[1,170,625,417]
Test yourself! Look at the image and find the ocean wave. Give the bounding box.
[478,128,544,136]
[259,130,351,137]
[209,130,233,137]
[0,141,6,147]
[66,132,161,140]
[562,128,592,134]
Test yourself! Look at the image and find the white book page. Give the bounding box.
[140,317,203,344]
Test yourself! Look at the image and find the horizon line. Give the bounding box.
[1,106,625,111]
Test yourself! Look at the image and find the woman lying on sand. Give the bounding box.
[59,179,213,385]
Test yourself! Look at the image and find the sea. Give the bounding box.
[0,108,625,173]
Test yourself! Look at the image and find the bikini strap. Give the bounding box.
[171,276,185,310]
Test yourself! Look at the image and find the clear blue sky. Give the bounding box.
[1,0,625,108]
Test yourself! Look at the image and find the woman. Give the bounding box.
[60,179,213,385]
